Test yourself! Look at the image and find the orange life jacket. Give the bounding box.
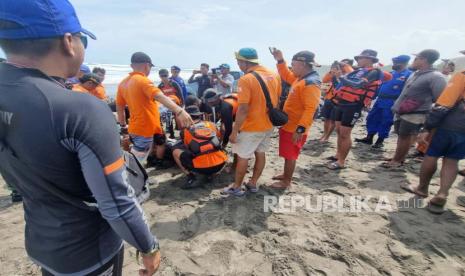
[334,68,382,107]
[223,93,238,116]
[183,121,226,169]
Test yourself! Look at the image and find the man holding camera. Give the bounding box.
[188,63,212,99]
[212,63,235,96]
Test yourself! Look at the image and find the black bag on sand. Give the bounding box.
[250,71,288,127]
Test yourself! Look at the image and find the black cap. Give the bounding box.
[158,69,169,76]
[354,49,379,63]
[292,51,319,66]
[79,73,101,85]
[185,105,203,116]
[131,52,154,66]
[413,49,440,64]
[202,88,220,103]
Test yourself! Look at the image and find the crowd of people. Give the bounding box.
[1,0,465,275]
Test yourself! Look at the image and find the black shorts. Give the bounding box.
[153,133,166,145]
[331,103,363,128]
[394,119,422,137]
[180,151,225,175]
[42,246,124,276]
[321,100,335,119]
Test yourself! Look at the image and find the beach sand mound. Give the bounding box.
[1,119,465,275]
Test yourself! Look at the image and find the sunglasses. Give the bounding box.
[73,33,88,49]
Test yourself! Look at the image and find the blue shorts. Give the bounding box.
[130,135,153,152]
[427,128,465,160]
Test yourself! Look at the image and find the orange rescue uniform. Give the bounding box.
[116,72,163,137]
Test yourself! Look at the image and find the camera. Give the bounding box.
[211,68,221,75]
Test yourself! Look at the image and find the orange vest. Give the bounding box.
[183,121,227,169]
[223,93,238,116]
[334,68,382,107]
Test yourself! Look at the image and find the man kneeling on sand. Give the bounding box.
[172,105,228,189]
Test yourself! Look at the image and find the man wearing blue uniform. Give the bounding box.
[170,65,188,100]
[356,55,412,148]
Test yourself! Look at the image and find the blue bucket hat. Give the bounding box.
[235,48,259,63]
[392,55,410,64]
[0,0,96,40]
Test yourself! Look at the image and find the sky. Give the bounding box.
[11,0,465,70]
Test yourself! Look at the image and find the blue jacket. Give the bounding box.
[375,69,412,108]
[170,76,188,100]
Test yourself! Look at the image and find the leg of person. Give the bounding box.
[320,100,335,142]
[336,126,352,167]
[356,106,380,144]
[330,106,343,161]
[436,158,459,198]
[248,131,272,188]
[386,119,421,166]
[373,108,394,148]
[130,135,154,164]
[174,149,200,189]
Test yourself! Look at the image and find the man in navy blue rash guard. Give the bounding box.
[0,0,160,275]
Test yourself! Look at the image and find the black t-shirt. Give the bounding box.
[189,74,212,98]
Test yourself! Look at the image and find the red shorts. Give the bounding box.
[279,128,307,161]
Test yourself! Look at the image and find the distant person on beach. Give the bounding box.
[158,68,184,139]
[202,88,238,148]
[116,52,193,163]
[319,59,354,142]
[188,63,212,98]
[269,48,321,189]
[0,0,162,275]
[402,68,465,214]
[212,63,235,96]
[170,65,188,100]
[72,73,101,93]
[383,49,447,168]
[172,105,228,189]
[90,66,108,101]
[327,49,385,170]
[221,48,281,196]
[356,55,412,148]
[441,60,456,81]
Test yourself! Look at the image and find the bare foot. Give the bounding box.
[269,181,290,189]
[272,174,284,180]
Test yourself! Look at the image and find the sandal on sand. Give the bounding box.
[221,187,245,197]
[456,196,465,207]
[326,162,345,170]
[381,161,404,168]
[269,182,290,189]
[326,156,338,161]
[426,196,447,214]
[400,183,428,198]
[244,183,259,193]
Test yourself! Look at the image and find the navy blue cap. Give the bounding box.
[171,65,181,71]
[80,64,91,74]
[392,55,410,64]
[0,0,96,40]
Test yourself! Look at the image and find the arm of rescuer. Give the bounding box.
[229,77,250,144]
[339,68,381,88]
[55,96,160,270]
[220,102,234,147]
[271,48,297,84]
[424,72,465,131]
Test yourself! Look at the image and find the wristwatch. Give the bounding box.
[136,241,160,264]
[296,126,306,134]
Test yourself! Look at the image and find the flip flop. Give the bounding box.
[456,196,465,207]
[269,182,290,189]
[221,187,245,197]
[326,161,345,170]
[244,183,259,193]
[426,196,447,214]
[400,183,428,198]
[326,156,338,161]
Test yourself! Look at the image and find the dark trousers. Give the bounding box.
[42,246,124,276]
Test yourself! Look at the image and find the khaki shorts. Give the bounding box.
[232,130,273,159]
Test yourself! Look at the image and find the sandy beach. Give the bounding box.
[1,118,465,276]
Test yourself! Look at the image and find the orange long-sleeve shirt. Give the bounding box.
[322,64,354,100]
[277,62,321,134]
[90,84,108,100]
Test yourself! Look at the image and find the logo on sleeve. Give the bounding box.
[0,110,13,125]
